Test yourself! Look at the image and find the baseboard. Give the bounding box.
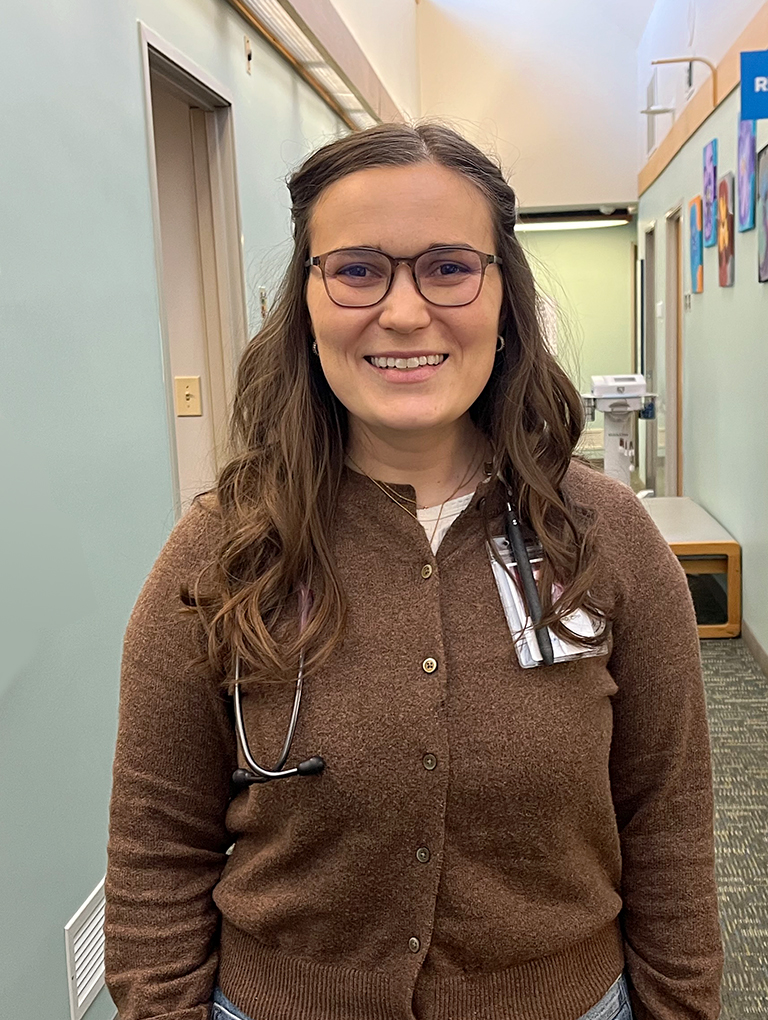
[742,619,768,679]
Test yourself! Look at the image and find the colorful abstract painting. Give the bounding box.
[738,120,756,231]
[718,173,734,287]
[758,143,768,283]
[717,173,735,287]
[703,140,718,247]
[689,196,703,293]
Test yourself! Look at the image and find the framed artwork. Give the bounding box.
[738,120,756,231]
[689,196,703,293]
[703,140,718,247]
[758,143,768,283]
[718,173,735,287]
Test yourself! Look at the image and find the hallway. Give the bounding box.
[703,639,768,1015]
[2,0,767,1017]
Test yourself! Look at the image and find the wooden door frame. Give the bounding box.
[665,204,684,496]
[139,23,248,518]
[641,224,658,493]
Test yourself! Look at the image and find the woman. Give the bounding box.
[105,123,723,1020]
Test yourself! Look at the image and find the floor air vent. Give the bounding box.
[64,878,106,1020]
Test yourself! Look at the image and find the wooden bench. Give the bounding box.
[642,496,741,639]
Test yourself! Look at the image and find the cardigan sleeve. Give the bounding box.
[605,487,723,1020]
[105,499,237,1020]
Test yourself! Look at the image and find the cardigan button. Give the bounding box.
[416,846,431,863]
[422,657,437,674]
[421,563,433,579]
[408,937,421,953]
[422,753,437,771]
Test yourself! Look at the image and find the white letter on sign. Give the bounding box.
[755,76,768,92]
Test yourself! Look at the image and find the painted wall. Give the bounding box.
[0,1,343,1017]
[520,224,636,426]
[637,87,768,649]
[637,0,767,165]
[329,0,421,120]
[417,0,655,209]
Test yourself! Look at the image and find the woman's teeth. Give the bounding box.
[368,354,446,370]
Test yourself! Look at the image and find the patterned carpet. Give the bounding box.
[701,639,768,1017]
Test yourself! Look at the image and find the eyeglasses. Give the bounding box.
[305,246,502,308]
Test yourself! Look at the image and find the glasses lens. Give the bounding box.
[323,249,392,306]
[415,248,485,306]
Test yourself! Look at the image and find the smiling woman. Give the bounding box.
[105,123,723,1020]
[208,123,603,670]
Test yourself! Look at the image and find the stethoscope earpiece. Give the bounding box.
[230,755,326,794]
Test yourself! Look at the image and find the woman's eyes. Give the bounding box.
[333,262,387,282]
[422,259,473,278]
[327,252,478,285]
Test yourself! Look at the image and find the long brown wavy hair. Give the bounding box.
[186,122,606,688]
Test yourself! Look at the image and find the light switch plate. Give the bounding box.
[174,376,202,416]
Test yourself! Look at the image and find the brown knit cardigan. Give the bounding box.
[105,461,723,1020]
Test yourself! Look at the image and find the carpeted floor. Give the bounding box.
[701,639,768,1017]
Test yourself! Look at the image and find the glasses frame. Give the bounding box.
[305,245,502,308]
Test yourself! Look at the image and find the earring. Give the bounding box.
[311,340,319,356]
[496,335,505,352]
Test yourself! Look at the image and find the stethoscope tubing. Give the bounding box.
[232,653,308,781]
[231,584,325,789]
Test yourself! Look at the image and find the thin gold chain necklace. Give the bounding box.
[346,444,486,545]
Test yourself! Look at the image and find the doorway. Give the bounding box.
[141,27,247,516]
[642,226,659,493]
[664,207,684,496]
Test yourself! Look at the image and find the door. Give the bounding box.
[143,32,247,516]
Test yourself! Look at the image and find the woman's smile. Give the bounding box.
[363,351,448,382]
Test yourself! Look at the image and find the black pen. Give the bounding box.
[504,499,556,667]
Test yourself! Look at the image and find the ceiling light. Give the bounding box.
[515,207,633,232]
[233,0,382,129]
[516,220,630,232]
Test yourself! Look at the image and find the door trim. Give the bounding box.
[642,224,657,493]
[138,23,248,518]
[664,204,684,496]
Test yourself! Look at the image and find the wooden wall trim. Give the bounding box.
[285,0,403,124]
[639,2,768,195]
[225,0,403,129]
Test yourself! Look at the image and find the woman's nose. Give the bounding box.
[376,264,431,332]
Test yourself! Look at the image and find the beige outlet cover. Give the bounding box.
[174,376,203,416]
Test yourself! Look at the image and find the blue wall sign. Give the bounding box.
[741,50,768,120]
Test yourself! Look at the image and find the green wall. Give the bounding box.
[637,89,768,653]
[0,1,343,1016]
[520,223,636,427]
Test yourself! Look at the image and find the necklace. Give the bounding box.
[346,441,487,547]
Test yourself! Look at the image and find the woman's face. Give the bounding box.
[305,162,504,440]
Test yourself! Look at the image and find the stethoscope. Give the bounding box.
[230,489,553,790]
[230,584,325,793]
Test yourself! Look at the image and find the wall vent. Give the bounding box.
[64,878,106,1020]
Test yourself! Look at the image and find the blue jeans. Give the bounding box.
[578,973,634,1020]
[211,971,634,1020]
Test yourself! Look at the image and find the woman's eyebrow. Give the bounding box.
[330,241,476,254]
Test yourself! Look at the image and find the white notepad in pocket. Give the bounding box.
[488,537,608,668]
